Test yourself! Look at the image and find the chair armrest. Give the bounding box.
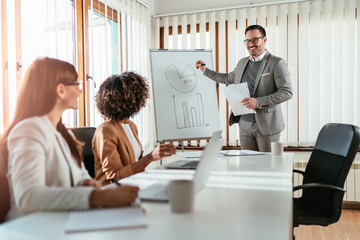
[293,169,305,176]
[293,183,346,193]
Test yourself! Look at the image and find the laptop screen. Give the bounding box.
[193,139,222,192]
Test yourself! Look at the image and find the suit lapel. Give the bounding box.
[238,58,250,84]
[43,116,77,186]
[54,134,75,186]
[253,51,271,94]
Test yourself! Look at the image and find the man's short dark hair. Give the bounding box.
[245,25,266,37]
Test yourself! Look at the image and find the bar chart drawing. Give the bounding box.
[173,93,207,129]
[165,63,197,93]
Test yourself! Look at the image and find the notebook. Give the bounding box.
[64,203,147,233]
[167,130,222,169]
[139,137,222,202]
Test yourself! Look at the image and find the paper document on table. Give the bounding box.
[221,150,266,156]
[176,151,224,158]
[223,82,255,116]
[65,204,147,233]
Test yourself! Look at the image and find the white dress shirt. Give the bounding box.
[249,49,268,61]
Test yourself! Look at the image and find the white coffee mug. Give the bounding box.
[271,142,284,156]
[168,180,195,213]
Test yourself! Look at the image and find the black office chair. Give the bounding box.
[293,123,360,230]
[71,127,96,178]
[0,154,10,223]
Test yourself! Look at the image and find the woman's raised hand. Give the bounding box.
[150,143,176,160]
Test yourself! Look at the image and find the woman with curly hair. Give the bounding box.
[93,72,176,185]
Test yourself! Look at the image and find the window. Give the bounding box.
[86,0,120,127]
[1,0,151,151]
[0,0,77,132]
[83,0,151,148]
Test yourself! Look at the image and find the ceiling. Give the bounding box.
[152,0,310,16]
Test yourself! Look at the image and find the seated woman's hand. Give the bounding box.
[151,143,176,160]
[90,185,139,208]
[81,178,102,189]
[132,144,176,173]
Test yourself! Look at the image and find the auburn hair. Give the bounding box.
[0,57,83,171]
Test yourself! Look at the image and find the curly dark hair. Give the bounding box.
[95,72,149,121]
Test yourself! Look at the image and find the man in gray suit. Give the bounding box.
[196,25,292,152]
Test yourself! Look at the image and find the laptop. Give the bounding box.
[139,138,223,202]
[166,130,222,169]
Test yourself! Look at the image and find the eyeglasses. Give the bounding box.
[64,81,83,91]
[243,36,264,45]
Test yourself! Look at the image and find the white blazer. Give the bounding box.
[6,116,94,221]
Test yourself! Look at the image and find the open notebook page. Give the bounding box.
[65,203,147,233]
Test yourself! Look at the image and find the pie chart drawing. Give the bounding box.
[165,63,197,93]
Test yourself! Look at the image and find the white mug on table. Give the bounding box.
[168,180,195,213]
[271,142,284,156]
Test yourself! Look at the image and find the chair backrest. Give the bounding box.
[302,123,360,218]
[0,154,10,223]
[71,127,96,178]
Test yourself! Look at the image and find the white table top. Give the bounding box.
[0,153,294,240]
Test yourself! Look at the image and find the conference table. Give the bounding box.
[0,152,294,240]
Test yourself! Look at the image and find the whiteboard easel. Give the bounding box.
[150,49,220,143]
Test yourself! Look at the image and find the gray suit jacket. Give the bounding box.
[204,51,293,135]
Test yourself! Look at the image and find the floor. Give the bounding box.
[294,209,360,240]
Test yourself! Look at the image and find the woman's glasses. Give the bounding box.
[64,81,83,91]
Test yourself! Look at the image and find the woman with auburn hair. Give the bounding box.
[0,57,138,221]
[93,72,176,185]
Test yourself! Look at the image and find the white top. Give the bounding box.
[122,123,142,160]
[6,115,94,221]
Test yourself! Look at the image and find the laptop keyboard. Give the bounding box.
[182,161,199,168]
[139,183,169,201]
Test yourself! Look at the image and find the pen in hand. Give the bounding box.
[195,63,206,70]
[110,178,121,186]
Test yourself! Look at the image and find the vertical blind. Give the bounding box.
[153,0,360,147]
[87,0,151,148]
